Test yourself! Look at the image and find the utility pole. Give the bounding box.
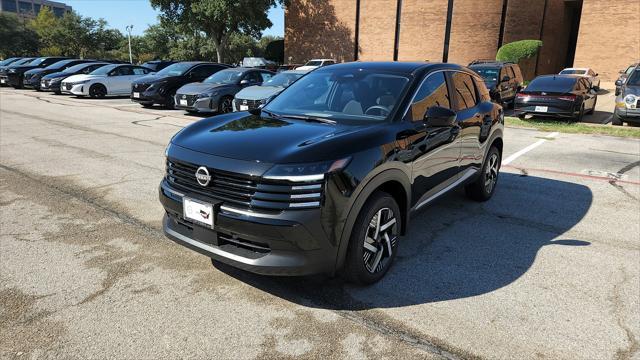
[125,25,134,64]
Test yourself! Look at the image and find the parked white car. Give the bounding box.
[559,67,600,90]
[295,59,336,71]
[60,64,152,98]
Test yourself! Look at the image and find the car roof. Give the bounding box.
[280,70,308,74]
[314,61,464,75]
[532,74,579,82]
[562,67,590,71]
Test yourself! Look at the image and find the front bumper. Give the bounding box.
[23,76,41,89]
[60,82,88,96]
[174,94,217,112]
[131,89,167,105]
[159,180,336,276]
[40,79,61,92]
[0,75,8,86]
[615,107,640,123]
[6,73,22,87]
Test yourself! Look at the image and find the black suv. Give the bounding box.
[469,60,523,106]
[23,59,95,90]
[159,62,504,284]
[0,58,34,86]
[131,62,230,108]
[141,60,177,72]
[5,57,69,89]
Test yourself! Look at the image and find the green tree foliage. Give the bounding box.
[150,0,279,62]
[496,40,543,63]
[0,13,39,57]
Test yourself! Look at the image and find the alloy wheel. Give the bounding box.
[484,152,499,193]
[362,207,398,274]
[220,97,232,113]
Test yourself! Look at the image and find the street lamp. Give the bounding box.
[125,25,134,64]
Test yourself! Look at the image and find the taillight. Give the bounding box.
[516,93,526,98]
[558,95,576,101]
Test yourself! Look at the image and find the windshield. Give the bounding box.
[28,58,47,66]
[304,61,323,67]
[626,71,640,86]
[155,62,193,76]
[526,77,576,93]
[204,69,243,84]
[0,58,18,66]
[471,67,499,84]
[45,59,74,70]
[64,63,98,73]
[264,72,304,88]
[89,64,117,75]
[242,58,266,67]
[626,66,637,75]
[560,69,587,75]
[264,69,410,124]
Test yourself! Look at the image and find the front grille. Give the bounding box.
[234,98,262,110]
[166,159,323,210]
[175,94,198,107]
[42,79,50,87]
[133,83,151,92]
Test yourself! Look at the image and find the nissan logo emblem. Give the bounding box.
[195,166,211,186]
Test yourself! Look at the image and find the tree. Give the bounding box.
[28,6,61,55]
[496,40,543,63]
[0,13,38,57]
[150,0,278,62]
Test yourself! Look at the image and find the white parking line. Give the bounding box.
[502,132,559,165]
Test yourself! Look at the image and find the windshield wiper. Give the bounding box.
[261,109,281,119]
[281,114,337,124]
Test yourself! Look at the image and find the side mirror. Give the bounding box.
[615,80,623,87]
[502,75,511,82]
[240,79,250,86]
[615,89,621,96]
[424,106,457,127]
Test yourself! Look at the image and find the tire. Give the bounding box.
[517,114,526,120]
[573,104,585,122]
[164,93,175,109]
[218,96,233,114]
[612,114,624,126]
[89,84,107,99]
[343,191,401,285]
[587,97,597,115]
[465,146,501,202]
[141,103,154,108]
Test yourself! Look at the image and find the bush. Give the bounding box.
[496,40,542,63]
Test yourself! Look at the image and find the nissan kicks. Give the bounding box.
[159,62,504,284]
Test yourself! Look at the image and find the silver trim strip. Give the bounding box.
[219,205,278,219]
[164,186,185,198]
[290,193,321,199]
[289,201,320,208]
[412,169,477,211]
[166,226,257,265]
[291,184,322,190]
[263,174,325,182]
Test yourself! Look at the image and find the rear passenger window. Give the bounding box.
[132,67,148,75]
[474,77,491,102]
[450,72,478,110]
[409,72,450,121]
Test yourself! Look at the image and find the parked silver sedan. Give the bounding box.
[232,70,308,112]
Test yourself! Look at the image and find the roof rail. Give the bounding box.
[468,59,515,66]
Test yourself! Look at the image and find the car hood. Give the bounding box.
[234,85,283,100]
[43,71,70,80]
[133,74,178,84]
[171,112,387,163]
[176,82,234,95]
[62,74,105,83]
[9,65,37,73]
[25,68,47,76]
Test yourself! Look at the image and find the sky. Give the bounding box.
[62,0,284,37]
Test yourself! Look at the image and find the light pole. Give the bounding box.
[125,25,134,64]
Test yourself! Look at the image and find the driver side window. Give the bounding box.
[410,72,450,122]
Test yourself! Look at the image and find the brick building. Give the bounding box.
[0,0,71,19]
[285,0,640,80]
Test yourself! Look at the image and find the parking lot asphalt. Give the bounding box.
[1,88,639,359]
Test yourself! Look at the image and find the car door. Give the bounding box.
[396,71,462,206]
[448,71,485,173]
[108,66,133,94]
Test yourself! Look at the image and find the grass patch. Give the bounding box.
[505,116,640,138]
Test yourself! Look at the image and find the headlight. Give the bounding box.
[51,77,62,83]
[263,158,350,182]
[624,94,637,105]
[8,69,16,73]
[72,80,90,85]
[198,92,214,99]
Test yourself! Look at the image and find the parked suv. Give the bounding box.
[141,60,176,72]
[613,68,640,126]
[131,62,229,108]
[23,59,94,90]
[0,58,34,86]
[5,57,69,89]
[469,60,523,106]
[616,62,638,96]
[159,62,504,284]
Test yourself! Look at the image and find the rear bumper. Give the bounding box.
[514,104,576,118]
[159,180,336,276]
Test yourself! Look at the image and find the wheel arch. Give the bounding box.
[334,168,411,273]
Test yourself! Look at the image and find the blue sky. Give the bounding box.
[62,0,284,37]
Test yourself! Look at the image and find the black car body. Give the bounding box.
[131,62,229,108]
[0,58,35,86]
[0,57,23,68]
[469,60,524,105]
[514,75,597,121]
[159,62,504,283]
[40,62,111,94]
[613,68,640,126]
[5,57,69,88]
[175,67,275,114]
[23,59,94,90]
[141,60,177,72]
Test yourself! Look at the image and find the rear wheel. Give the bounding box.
[573,104,585,122]
[89,84,107,98]
[164,93,175,109]
[465,146,501,202]
[343,191,401,284]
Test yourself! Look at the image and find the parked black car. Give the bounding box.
[40,62,111,94]
[469,60,524,106]
[0,57,23,67]
[0,58,35,86]
[174,67,275,114]
[159,62,504,284]
[5,57,69,89]
[514,75,597,121]
[613,68,640,126]
[131,62,230,108]
[23,59,95,90]
[141,60,177,72]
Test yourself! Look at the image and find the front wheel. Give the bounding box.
[465,146,501,202]
[612,114,624,126]
[343,191,401,284]
[89,84,107,98]
[218,96,233,114]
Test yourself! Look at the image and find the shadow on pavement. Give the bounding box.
[214,173,593,310]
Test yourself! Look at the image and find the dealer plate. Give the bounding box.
[179,99,188,106]
[183,197,214,228]
[535,106,548,112]
[133,92,140,98]
[239,105,249,111]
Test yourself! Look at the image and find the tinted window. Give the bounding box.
[410,72,450,121]
[560,69,587,75]
[243,71,262,83]
[627,71,640,86]
[526,76,577,93]
[451,72,478,110]
[2,0,17,12]
[204,69,243,85]
[111,66,133,76]
[189,65,221,79]
[132,67,149,75]
[260,72,273,82]
[156,63,194,76]
[305,60,322,66]
[264,72,304,88]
